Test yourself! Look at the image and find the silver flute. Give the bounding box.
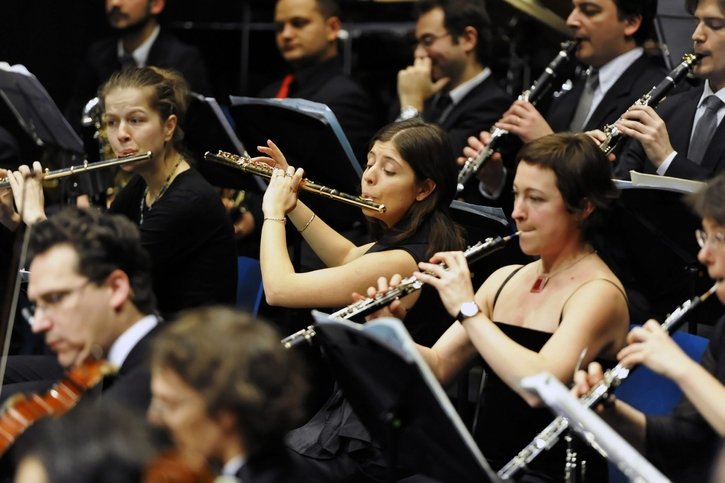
[599,52,701,155]
[281,232,520,349]
[456,39,580,194]
[0,152,152,189]
[498,282,719,480]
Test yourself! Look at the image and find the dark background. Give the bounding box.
[0,0,575,130]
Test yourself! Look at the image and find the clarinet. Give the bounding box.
[281,232,520,349]
[498,283,719,480]
[456,40,580,194]
[599,52,701,155]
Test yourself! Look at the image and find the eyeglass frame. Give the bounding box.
[24,279,94,325]
[695,228,725,249]
[412,31,452,49]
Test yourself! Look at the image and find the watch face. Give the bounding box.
[461,301,479,318]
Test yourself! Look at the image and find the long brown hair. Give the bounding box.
[367,119,465,256]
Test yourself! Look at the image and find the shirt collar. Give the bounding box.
[596,47,643,95]
[116,25,160,68]
[699,80,725,107]
[448,67,492,105]
[107,314,159,368]
[221,454,246,477]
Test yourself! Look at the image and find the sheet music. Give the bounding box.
[519,372,670,483]
[618,171,706,194]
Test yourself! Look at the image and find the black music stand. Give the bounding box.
[310,311,500,483]
[608,176,717,330]
[0,66,98,200]
[184,93,266,193]
[228,96,363,231]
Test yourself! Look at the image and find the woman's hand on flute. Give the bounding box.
[353,274,408,321]
[414,251,476,319]
[262,165,304,218]
[253,139,290,171]
[6,161,47,226]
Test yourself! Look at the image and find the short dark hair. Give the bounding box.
[366,119,465,256]
[415,0,492,65]
[613,0,658,45]
[151,307,308,455]
[28,206,156,313]
[100,66,190,153]
[687,173,725,225]
[315,0,341,19]
[515,132,618,244]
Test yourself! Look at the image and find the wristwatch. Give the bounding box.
[398,105,419,121]
[457,301,480,321]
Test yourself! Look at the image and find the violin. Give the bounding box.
[143,449,216,483]
[0,358,116,455]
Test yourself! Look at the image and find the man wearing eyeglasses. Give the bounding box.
[1,206,160,415]
[573,173,725,482]
[395,0,511,158]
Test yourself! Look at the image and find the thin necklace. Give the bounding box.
[139,155,183,225]
[530,250,596,293]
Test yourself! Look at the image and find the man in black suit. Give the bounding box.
[148,306,311,482]
[1,206,160,414]
[466,0,665,201]
[394,0,511,158]
[259,0,376,163]
[65,0,211,133]
[613,0,725,181]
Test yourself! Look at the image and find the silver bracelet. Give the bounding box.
[298,213,316,233]
[264,216,286,224]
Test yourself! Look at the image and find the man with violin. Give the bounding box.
[1,206,161,415]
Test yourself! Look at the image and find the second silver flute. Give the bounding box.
[205,151,386,213]
[498,283,719,480]
[0,152,152,189]
[281,232,520,349]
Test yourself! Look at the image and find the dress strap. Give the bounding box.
[492,265,525,311]
[559,278,628,325]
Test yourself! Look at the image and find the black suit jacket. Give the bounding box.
[65,28,212,133]
[1,318,162,415]
[423,74,512,158]
[546,53,666,133]
[259,57,376,165]
[614,85,725,180]
[390,73,512,158]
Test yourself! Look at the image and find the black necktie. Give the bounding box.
[119,52,137,71]
[428,93,453,124]
[569,69,599,131]
[688,95,724,165]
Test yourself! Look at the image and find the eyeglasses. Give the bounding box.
[412,32,451,49]
[24,280,92,325]
[695,229,725,248]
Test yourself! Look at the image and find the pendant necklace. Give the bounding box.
[139,155,183,225]
[530,251,596,293]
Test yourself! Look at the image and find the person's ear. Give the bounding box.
[326,16,342,42]
[107,269,131,311]
[150,0,166,16]
[163,114,178,142]
[416,178,436,202]
[622,14,642,39]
